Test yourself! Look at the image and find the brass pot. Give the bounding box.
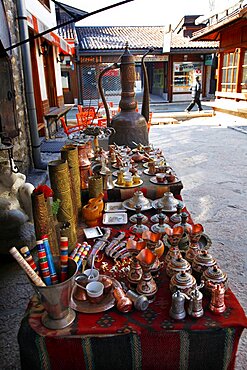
[201,265,228,295]
[192,250,216,275]
[166,254,192,278]
[170,271,196,296]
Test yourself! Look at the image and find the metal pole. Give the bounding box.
[16,0,46,170]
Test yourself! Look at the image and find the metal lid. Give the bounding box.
[202,265,228,283]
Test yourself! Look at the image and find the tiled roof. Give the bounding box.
[76,26,219,52]
[170,33,219,49]
[76,26,164,50]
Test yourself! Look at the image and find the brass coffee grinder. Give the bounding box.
[98,43,153,148]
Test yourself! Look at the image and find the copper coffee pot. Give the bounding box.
[98,43,153,148]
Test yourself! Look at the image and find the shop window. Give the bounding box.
[241,51,247,93]
[173,62,202,93]
[221,51,238,92]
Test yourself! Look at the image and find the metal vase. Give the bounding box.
[32,257,78,329]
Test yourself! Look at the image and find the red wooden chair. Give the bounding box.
[78,106,96,120]
[60,114,92,136]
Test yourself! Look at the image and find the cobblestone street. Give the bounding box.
[0,112,246,369]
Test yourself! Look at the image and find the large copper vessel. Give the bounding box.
[98,43,153,148]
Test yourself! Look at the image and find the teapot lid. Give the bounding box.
[202,264,227,283]
[168,254,191,271]
[171,271,196,288]
[193,250,216,267]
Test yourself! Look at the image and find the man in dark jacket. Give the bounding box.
[185,76,203,112]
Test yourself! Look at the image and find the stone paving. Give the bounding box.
[0,111,246,369]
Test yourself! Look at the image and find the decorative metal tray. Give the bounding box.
[103,212,128,225]
[70,276,121,314]
[113,179,143,188]
[149,176,180,185]
[104,202,126,212]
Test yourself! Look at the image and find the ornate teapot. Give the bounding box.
[170,271,197,296]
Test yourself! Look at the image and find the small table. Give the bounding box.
[44,105,73,138]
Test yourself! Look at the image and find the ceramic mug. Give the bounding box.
[156,173,166,183]
[84,268,99,282]
[86,281,104,304]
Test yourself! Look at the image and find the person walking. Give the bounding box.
[185,76,203,112]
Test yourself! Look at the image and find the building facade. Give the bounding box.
[0,0,72,174]
[192,0,247,116]
[74,22,218,105]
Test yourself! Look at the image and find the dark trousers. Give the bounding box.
[186,97,202,111]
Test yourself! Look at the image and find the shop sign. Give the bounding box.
[135,55,168,62]
[80,56,102,63]
[205,54,213,66]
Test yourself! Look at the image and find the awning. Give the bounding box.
[26,11,73,55]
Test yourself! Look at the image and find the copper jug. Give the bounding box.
[98,43,153,148]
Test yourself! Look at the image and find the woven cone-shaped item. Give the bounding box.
[31,191,49,238]
[48,159,77,248]
[88,174,103,198]
[61,145,81,215]
[31,192,59,256]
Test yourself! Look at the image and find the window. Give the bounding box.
[173,62,202,93]
[241,51,247,93]
[221,50,239,92]
[61,71,70,90]
[39,0,50,10]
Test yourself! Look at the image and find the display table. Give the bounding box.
[18,194,247,370]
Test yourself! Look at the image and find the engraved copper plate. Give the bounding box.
[70,276,121,313]
[149,176,180,185]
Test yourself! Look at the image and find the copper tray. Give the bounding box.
[150,176,180,185]
[70,276,121,313]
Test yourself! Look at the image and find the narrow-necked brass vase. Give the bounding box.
[99,43,152,148]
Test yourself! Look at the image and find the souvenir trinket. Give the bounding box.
[185,223,204,263]
[192,250,216,278]
[209,284,226,314]
[166,253,192,278]
[122,190,153,211]
[130,213,149,234]
[136,248,157,299]
[152,191,181,213]
[201,265,228,295]
[126,289,149,311]
[113,287,133,313]
[151,213,170,234]
[174,213,192,251]
[129,204,148,224]
[187,284,204,318]
[170,203,183,223]
[170,271,197,296]
[169,290,187,320]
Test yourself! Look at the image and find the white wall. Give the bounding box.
[26,0,56,28]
